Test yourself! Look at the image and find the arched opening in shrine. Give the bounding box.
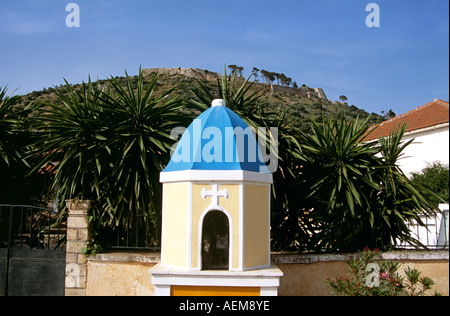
[201,211,229,270]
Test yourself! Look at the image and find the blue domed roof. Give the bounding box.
[163,100,269,173]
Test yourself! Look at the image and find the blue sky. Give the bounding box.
[0,0,448,115]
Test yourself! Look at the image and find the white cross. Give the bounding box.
[201,184,229,209]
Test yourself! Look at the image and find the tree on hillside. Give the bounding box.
[260,69,269,83]
[278,73,293,87]
[273,72,280,85]
[287,78,293,87]
[228,65,237,76]
[339,95,348,103]
[252,67,260,82]
[228,65,244,77]
[381,109,396,119]
[236,66,244,77]
[267,72,276,85]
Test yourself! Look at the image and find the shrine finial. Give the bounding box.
[212,99,226,107]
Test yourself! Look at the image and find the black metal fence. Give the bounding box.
[95,215,161,251]
[0,204,160,252]
[1,204,67,296]
[0,204,66,250]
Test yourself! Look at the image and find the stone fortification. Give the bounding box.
[143,67,219,81]
[143,67,328,101]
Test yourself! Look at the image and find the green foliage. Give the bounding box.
[96,69,184,229]
[31,78,105,203]
[187,69,440,252]
[29,68,184,231]
[1,66,437,253]
[327,248,442,296]
[373,125,439,249]
[294,117,382,251]
[0,86,25,166]
[188,66,263,128]
[0,86,50,205]
[271,118,439,252]
[410,161,449,207]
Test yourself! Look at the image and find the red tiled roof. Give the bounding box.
[365,99,449,141]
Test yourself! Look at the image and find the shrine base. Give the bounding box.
[150,264,283,296]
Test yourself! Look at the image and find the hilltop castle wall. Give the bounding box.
[143,67,328,101]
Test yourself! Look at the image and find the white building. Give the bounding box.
[366,99,449,248]
[366,98,449,177]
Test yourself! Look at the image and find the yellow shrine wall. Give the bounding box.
[161,183,189,268]
[243,184,270,269]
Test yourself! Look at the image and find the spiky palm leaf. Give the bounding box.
[30,69,183,230]
[377,124,439,248]
[99,68,183,228]
[293,117,440,251]
[30,78,105,204]
[188,66,263,128]
[0,86,28,166]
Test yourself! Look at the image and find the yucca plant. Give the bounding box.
[298,116,380,216]
[294,117,439,251]
[30,78,106,207]
[0,86,27,166]
[376,124,439,248]
[188,66,263,128]
[98,68,183,229]
[295,116,382,251]
[30,68,183,231]
[1,86,49,205]
[265,107,318,251]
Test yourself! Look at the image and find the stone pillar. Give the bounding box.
[65,199,91,296]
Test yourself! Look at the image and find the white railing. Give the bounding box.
[398,204,449,249]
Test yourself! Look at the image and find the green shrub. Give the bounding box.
[410,161,449,207]
[326,248,442,296]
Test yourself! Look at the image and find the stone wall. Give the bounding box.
[272,251,449,296]
[64,201,448,296]
[65,200,91,296]
[86,253,160,296]
[143,67,220,81]
[82,250,449,296]
[142,67,328,101]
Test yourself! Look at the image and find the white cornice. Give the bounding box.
[402,122,449,138]
[160,170,273,184]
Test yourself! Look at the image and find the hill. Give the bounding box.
[14,67,385,130]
